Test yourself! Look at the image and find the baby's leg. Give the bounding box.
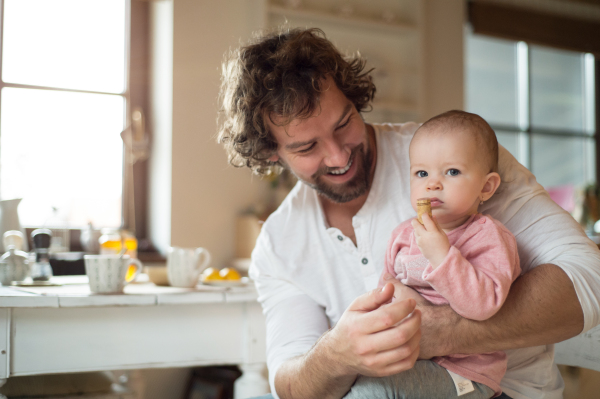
[343,360,495,399]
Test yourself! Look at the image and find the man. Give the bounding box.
[218,28,600,399]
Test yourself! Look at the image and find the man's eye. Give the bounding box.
[335,115,352,131]
[339,116,351,128]
[447,169,460,176]
[297,143,316,154]
[416,171,428,178]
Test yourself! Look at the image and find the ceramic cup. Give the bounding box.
[167,247,211,288]
[84,254,142,294]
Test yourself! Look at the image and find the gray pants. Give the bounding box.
[343,360,495,399]
[252,392,510,399]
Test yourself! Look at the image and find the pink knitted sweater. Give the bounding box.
[379,213,521,396]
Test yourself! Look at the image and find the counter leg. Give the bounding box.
[109,370,130,393]
[234,363,269,399]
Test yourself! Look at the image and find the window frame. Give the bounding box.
[467,0,600,185]
[0,0,154,253]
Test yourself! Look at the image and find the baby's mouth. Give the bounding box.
[429,198,444,206]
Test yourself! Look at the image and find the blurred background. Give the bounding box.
[0,0,598,397]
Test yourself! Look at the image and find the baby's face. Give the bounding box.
[409,127,490,230]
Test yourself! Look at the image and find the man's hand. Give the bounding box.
[324,283,422,378]
[381,276,425,304]
[380,273,458,359]
[411,214,450,268]
[275,283,422,399]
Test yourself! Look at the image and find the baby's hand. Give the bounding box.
[411,213,450,268]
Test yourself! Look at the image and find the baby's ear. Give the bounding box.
[481,172,501,201]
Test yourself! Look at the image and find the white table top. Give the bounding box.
[0,275,258,308]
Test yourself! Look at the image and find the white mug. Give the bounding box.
[84,254,142,294]
[167,247,211,288]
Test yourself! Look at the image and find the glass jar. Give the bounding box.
[99,228,138,259]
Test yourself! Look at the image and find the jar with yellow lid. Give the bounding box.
[99,228,138,259]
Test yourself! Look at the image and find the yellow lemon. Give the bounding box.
[125,265,137,282]
[202,267,224,281]
[219,267,241,281]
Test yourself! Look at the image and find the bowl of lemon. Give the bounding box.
[200,267,248,287]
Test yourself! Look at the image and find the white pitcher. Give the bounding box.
[167,247,211,288]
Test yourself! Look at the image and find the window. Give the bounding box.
[0,0,129,231]
[465,29,596,191]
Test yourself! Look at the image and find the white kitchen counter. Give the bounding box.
[0,276,269,399]
[0,276,259,307]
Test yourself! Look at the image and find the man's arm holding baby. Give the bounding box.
[386,262,583,359]
[274,284,421,399]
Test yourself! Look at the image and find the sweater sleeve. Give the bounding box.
[378,219,414,288]
[422,218,521,321]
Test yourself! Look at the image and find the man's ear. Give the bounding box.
[481,172,501,202]
[268,153,279,163]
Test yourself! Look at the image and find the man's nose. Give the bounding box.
[323,140,350,168]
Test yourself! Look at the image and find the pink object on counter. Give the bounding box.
[546,184,575,212]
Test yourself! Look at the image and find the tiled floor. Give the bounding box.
[559,365,600,399]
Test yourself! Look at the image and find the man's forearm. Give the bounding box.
[419,264,584,358]
[274,285,421,399]
[275,331,356,399]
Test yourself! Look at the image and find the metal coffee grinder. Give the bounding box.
[31,229,53,281]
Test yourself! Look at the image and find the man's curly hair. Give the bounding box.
[218,27,376,175]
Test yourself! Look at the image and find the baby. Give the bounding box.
[345,110,521,399]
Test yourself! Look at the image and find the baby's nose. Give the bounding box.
[426,179,442,190]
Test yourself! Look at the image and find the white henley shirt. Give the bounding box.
[249,122,600,399]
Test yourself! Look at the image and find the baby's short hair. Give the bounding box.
[415,110,499,173]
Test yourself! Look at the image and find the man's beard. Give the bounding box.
[300,142,374,204]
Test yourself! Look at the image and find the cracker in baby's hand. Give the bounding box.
[416,198,432,225]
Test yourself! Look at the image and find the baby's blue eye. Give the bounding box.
[417,171,428,178]
[447,169,460,176]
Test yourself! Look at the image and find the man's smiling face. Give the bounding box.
[267,78,375,203]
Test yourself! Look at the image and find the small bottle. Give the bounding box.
[99,228,138,258]
[0,230,29,285]
[31,229,53,281]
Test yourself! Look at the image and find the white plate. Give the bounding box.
[201,277,249,287]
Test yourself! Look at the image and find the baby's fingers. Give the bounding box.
[420,213,438,232]
[411,218,426,236]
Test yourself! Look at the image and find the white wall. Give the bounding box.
[149,0,267,268]
[421,0,465,120]
[149,0,173,256]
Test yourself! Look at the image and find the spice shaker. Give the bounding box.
[0,230,29,285]
[31,229,53,281]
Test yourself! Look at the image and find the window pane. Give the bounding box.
[0,88,124,228]
[2,0,126,93]
[530,46,585,132]
[531,134,595,188]
[496,131,520,162]
[465,33,518,127]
